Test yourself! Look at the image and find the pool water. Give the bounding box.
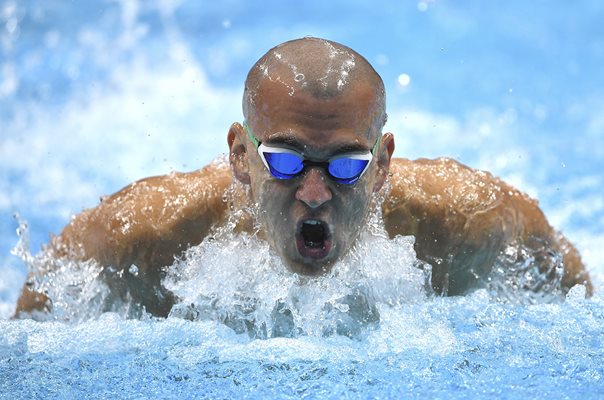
[1,1,603,398]
[3,214,603,398]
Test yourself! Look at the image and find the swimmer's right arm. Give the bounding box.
[15,161,233,317]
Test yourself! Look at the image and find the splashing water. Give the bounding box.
[11,177,585,340]
[5,218,604,398]
[5,193,604,398]
[11,215,112,322]
[487,238,566,304]
[165,224,430,339]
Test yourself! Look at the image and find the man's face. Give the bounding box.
[233,77,390,276]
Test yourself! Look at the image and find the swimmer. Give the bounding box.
[15,37,592,317]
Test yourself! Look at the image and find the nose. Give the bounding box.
[295,168,332,209]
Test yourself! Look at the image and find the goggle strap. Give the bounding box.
[371,134,381,155]
[243,121,260,149]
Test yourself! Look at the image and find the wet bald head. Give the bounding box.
[243,37,387,130]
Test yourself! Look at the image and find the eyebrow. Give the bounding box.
[266,132,372,155]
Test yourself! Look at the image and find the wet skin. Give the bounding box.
[228,77,394,276]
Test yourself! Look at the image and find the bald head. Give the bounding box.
[243,37,387,129]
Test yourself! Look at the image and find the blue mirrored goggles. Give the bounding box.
[244,122,380,185]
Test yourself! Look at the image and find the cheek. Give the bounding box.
[253,179,295,231]
[248,162,275,207]
[334,185,373,234]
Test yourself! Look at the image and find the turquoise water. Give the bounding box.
[1,1,603,398]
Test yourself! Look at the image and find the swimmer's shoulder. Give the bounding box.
[57,157,233,262]
[384,157,550,239]
[103,156,232,205]
[387,157,533,212]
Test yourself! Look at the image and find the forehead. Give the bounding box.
[249,78,380,151]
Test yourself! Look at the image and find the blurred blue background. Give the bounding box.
[1,0,603,304]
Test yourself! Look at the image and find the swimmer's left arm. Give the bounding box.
[383,157,592,296]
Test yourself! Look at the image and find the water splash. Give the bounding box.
[11,179,580,332]
[165,185,430,338]
[165,229,431,338]
[10,214,33,266]
[7,192,603,398]
[11,214,138,322]
[486,239,566,304]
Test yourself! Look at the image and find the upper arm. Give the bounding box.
[382,157,590,294]
[56,161,233,270]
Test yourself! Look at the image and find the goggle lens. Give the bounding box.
[263,152,304,178]
[328,158,370,183]
[261,150,369,184]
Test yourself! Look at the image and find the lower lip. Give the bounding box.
[295,233,333,260]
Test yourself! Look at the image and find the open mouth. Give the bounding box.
[295,219,333,260]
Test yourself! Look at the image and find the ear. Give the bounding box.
[373,132,395,193]
[227,122,251,184]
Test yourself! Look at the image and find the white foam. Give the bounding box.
[165,208,429,338]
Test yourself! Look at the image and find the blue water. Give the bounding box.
[1,1,603,398]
